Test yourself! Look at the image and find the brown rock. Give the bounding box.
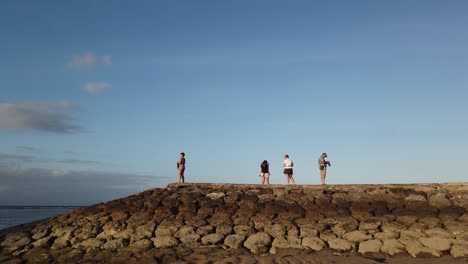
[179,234,200,245]
[399,236,440,258]
[319,230,337,242]
[429,193,451,209]
[215,224,233,236]
[404,194,428,209]
[264,224,285,238]
[451,244,468,257]
[418,217,440,229]
[0,232,32,252]
[233,225,254,236]
[328,238,355,252]
[358,239,382,254]
[381,239,405,256]
[374,232,398,241]
[244,232,272,254]
[224,234,245,249]
[101,238,128,250]
[418,237,452,251]
[396,215,418,227]
[201,233,224,245]
[342,231,372,243]
[444,220,467,236]
[152,236,178,248]
[424,227,454,239]
[300,227,318,238]
[302,237,326,251]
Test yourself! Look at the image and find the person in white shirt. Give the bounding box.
[283,154,295,185]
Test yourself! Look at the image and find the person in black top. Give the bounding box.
[260,160,270,185]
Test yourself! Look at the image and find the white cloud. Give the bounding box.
[66,51,112,70]
[0,101,83,134]
[84,82,112,94]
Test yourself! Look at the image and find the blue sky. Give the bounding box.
[1,1,467,205]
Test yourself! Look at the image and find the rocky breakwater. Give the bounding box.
[1,183,467,263]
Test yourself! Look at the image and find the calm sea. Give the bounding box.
[0,206,80,230]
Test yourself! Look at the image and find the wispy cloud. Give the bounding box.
[0,153,38,163]
[16,146,40,153]
[66,51,112,70]
[0,164,171,205]
[84,82,112,94]
[57,159,104,165]
[0,101,83,134]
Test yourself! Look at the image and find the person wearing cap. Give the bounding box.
[318,153,331,185]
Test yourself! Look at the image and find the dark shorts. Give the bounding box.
[284,168,293,175]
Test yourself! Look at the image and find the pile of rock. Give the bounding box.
[0,183,467,261]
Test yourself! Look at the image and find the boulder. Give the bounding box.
[381,222,406,233]
[233,225,254,236]
[404,194,428,209]
[271,237,303,249]
[328,238,355,252]
[51,236,70,250]
[451,244,468,258]
[196,225,215,236]
[342,231,372,243]
[155,225,178,237]
[174,225,195,238]
[179,234,200,245]
[444,220,467,236]
[31,228,50,240]
[319,230,337,242]
[264,224,285,238]
[224,234,245,249]
[424,227,454,239]
[31,236,54,248]
[302,237,326,251]
[201,233,224,245]
[429,194,451,209]
[381,239,405,256]
[418,217,440,229]
[396,215,418,227]
[418,237,452,251]
[374,232,398,241]
[73,238,105,250]
[359,219,381,231]
[152,236,178,248]
[300,227,318,238]
[399,236,440,258]
[399,230,426,239]
[0,232,32,251]
[102,238,128,250]
[129,239,153,251]
[358,240,382,254]
[216,224,233,236]
[244,232,272,254]
[206,192,226,200]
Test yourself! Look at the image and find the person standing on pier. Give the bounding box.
[260,160,270,185]
[177,152,186,184]
[318,153,331,185]
[283,154,295,185]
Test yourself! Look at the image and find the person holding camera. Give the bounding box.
[318,153,331,185]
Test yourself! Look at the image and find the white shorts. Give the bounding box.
[260,172,270,178]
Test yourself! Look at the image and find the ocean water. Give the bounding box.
[0,206,80,230]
